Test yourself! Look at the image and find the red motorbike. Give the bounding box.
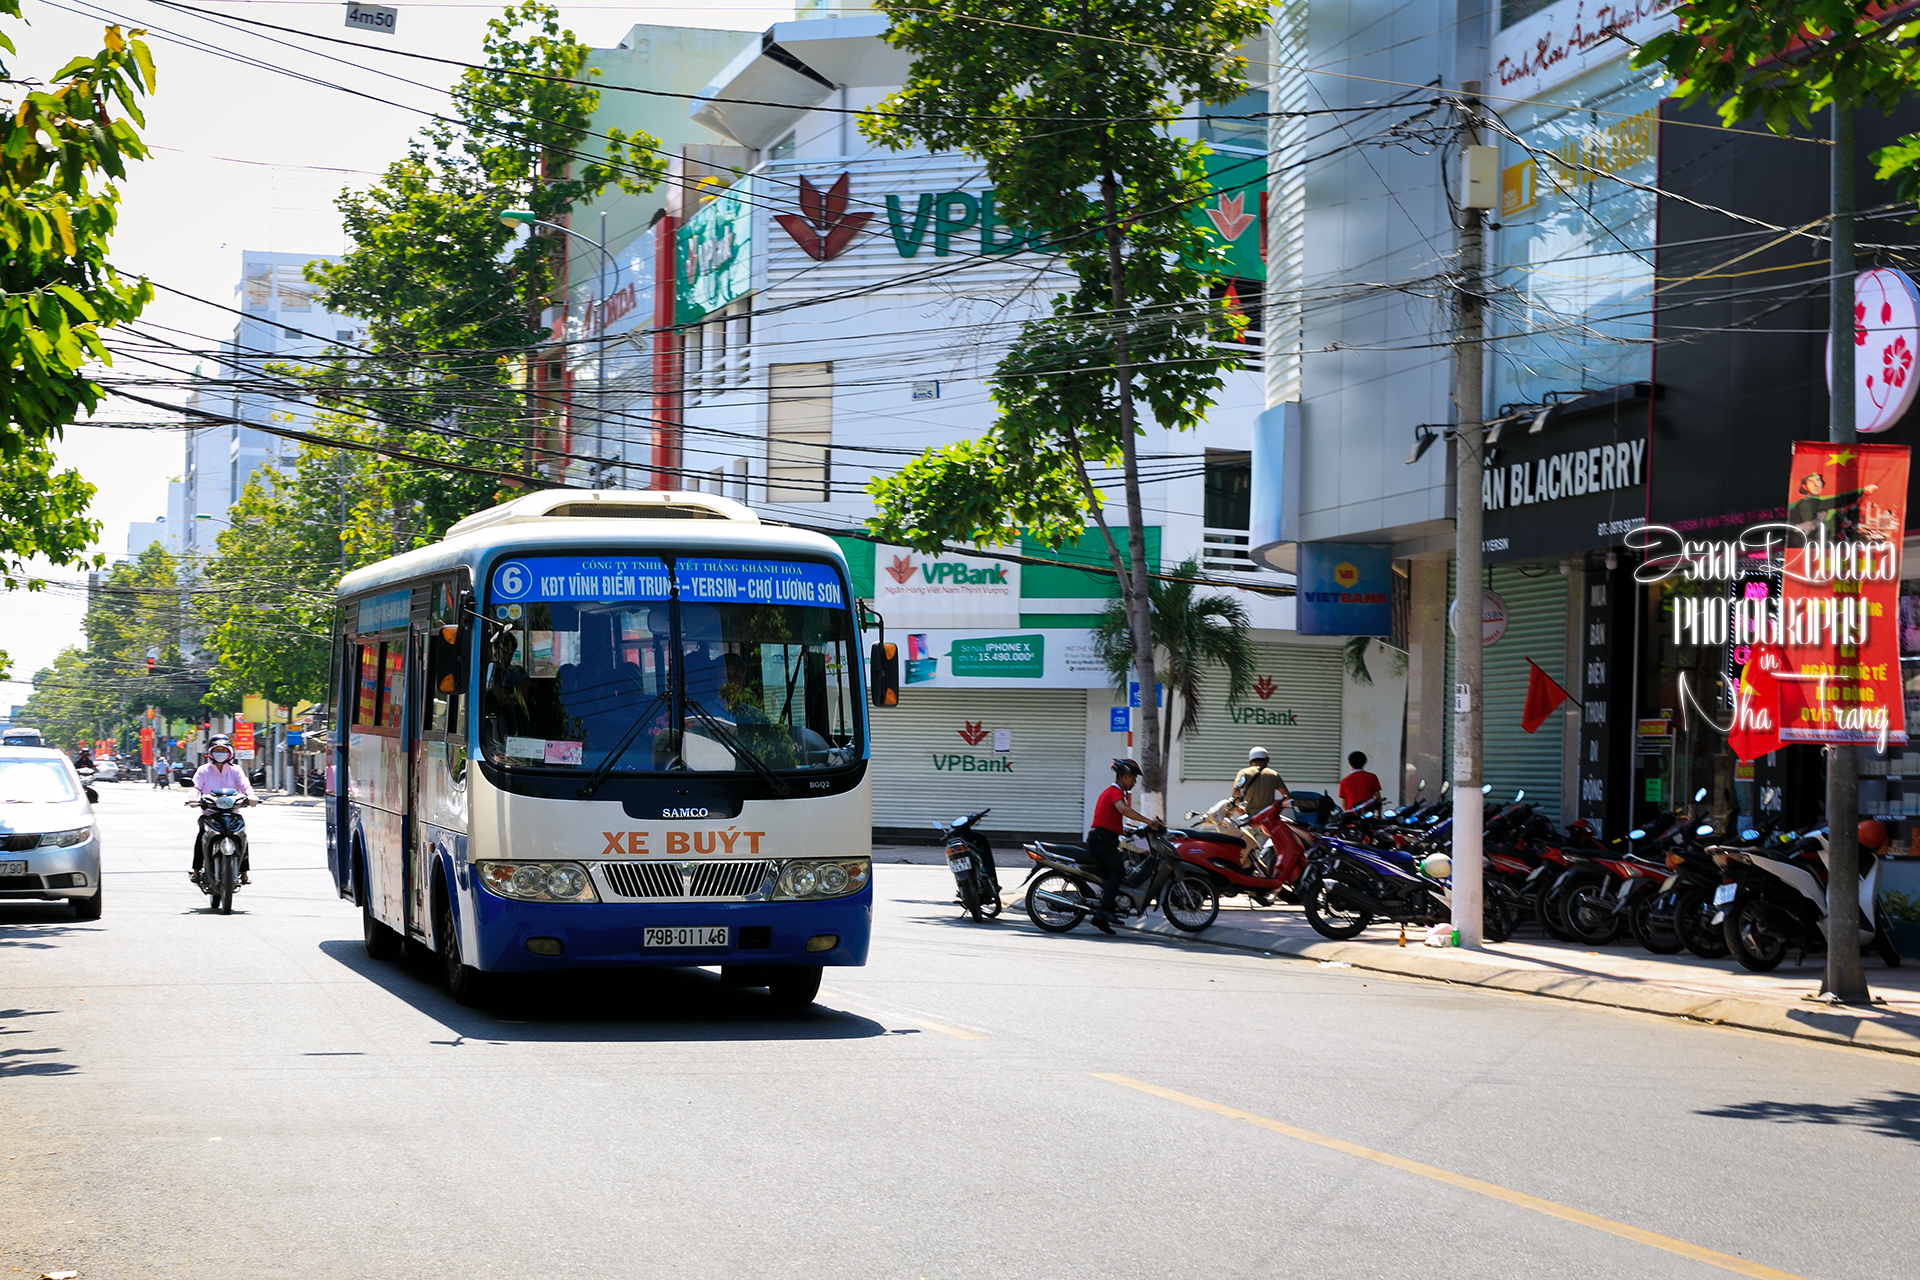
[1167,800,1315,905]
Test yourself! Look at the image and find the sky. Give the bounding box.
[0,0,792,710]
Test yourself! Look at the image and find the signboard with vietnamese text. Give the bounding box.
[676,176,752,323]
[872,545,1020,629]
[888,629,1110,689]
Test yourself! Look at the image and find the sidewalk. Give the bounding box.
[1021,885,1920,1058]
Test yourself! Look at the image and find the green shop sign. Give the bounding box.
[872,152,1266,279]
[676,178,752,323]
[948,634,1045,678]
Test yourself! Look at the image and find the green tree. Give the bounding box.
[859,0,1265,807]
[0,8,156,588]
[19,647,117,750]
[198,440,386,708]
[304,0,662,540]
[82,544,207,723]
[1091,556,1255,812]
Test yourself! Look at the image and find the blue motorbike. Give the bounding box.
[1299,823,1518,943]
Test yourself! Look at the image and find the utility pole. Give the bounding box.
[596,209,610,490]
[1825,103,1868,1004]
[1452,87,1494,947]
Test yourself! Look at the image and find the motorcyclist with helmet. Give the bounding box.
[190,736,257,886]
[1088,758,1160,935]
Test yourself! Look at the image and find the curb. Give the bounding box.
[1001,883,1920,1058]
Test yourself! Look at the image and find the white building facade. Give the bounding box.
[558,11,1404,838]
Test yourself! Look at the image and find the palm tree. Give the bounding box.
[1092,556,1256,814]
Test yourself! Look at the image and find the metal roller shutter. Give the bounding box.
[1181,642,1345,786]
[868,689,1088,837]
[1446,563,1570,815]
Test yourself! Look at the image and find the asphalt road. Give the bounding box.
[5,784,1919,1279]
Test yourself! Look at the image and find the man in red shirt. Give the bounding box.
[1337,751,1383,813]
[1088,758,1156,934]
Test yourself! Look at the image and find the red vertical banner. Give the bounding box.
[1777,441,1909,745]
[139,727,154,766]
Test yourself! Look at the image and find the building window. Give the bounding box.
[1202,449,1254,572]
[1500,0,1556,29]
[768,132,797,163]
[336,330,353,343]
[1204,450,1252,529]
[242,264,272,310]
[283,327,300,340]
[767,362,832,503]
[1199,88,1267,150]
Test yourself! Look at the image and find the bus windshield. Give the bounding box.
[478,553,859,776]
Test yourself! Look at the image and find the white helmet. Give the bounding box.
[1248,747,1270,763]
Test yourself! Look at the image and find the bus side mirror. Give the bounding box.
[870,642,899,708]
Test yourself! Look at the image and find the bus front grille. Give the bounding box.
[599,860,773,901]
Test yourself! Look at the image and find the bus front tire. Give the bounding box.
[436,893,492,1007]
[765,965,822,1010]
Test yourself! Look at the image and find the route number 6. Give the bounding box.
[495,563,529,599]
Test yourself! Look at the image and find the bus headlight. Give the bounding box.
[773,858,870,901]
[477,861,601,903]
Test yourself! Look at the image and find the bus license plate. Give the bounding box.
[643,925,729,949]
[0,860,23,876]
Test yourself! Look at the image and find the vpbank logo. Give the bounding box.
[1333,561,1360,589]
[774,173,873,262]
[882,552,1010,587]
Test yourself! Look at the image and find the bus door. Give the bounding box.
[409,577,470,941]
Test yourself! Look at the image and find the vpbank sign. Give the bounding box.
[874,544,1020,628]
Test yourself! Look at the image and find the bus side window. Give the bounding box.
[380,644,406,730]
[427,622,467,736]
[355,643,380,727]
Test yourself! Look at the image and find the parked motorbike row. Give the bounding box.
[938,783,1907,973]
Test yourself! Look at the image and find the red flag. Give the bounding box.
[1520,660,1571,734]
[1727,642,1786,762]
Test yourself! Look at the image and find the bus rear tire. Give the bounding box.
[766,965,822,1010]
[362,887,402,962]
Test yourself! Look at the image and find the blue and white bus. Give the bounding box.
[325,489,871,1007]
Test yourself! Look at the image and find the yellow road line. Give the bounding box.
[1091,1074,1806,1280]
[819,989,990,1040]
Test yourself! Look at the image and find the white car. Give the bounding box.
[0,748,103,919]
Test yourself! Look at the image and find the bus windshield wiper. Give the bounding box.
[682,697,792,798]
[574,692,668,800]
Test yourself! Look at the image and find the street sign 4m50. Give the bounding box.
[345,3,397,34]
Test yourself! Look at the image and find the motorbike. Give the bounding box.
[73,765,101,805]
[937,808,1003,922]
[1300,829,1519,943]
[1172,797,1315,905]
[1712,825,1903,972]
[1022,827,1220,934]
[190,789,251,914]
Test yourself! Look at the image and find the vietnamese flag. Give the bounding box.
[1520,660,1572,734]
